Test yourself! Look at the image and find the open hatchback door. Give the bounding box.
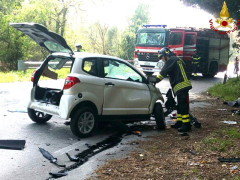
[10,23,73,54]
[10,22,75,122]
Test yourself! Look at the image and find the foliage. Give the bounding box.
[129,3,150,33]
[119,30,136,60]
[119,3,150,60]
[0,69,34,82]
[181,0,240,51]
[201,128,240,152]
[181,0,240,20]
[0,68,69,83]
[207,77,240,101]
[0,0,24,71]
[0,1,150,70]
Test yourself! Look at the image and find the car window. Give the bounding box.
[169,32,183,45]
[38,57,72,89]
[83,59,97,76]
[104,59,143,83]
[184,34,195,45]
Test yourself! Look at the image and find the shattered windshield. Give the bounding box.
[104,59,143,83]
[136,32,166,46]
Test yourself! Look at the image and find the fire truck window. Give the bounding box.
[137,32,165,46]
[184,34,195,45]
[169,33,182,45]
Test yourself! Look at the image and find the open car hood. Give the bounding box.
[10,23,73,54]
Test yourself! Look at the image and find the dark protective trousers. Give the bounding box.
[176,90,190,123]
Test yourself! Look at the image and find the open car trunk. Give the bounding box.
[33,55,73,106]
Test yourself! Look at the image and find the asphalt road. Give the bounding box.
[0,73,225,180]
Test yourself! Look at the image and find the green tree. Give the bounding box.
[106,27,121,57]
[1,0,84,70]
[87,22,109,54]
[0,0,24,70]
[181,0,239,20]
[129,3,150,33]
[181,0,240,51]
[119,3,150,60]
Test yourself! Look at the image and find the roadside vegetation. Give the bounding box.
[207,77,240,101]
[0,0,149,71]
[0,68,69,83]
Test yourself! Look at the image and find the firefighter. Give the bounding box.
[156,48,192,132]
[191,50,201,78]
[75,43,85,52]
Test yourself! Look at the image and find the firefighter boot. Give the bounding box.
[178,122,191,132]
[171,121,182,129]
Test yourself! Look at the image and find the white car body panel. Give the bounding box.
[103,78,151,115]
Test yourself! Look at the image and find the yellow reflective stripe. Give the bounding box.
[177,114,182,121]
[182,119,190,123]
[178,62,188,81]
[182,114,190,122]
[182,114,189,118]
[173,80,191,94]
[192,57,200,60]
[157,73,164,80]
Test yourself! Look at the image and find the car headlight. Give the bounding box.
[157,60,164,69]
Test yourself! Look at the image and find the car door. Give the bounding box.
[102,58,151,115]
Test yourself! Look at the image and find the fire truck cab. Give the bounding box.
[134,25,230,77]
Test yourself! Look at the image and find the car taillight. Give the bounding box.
[63,76,80,90]
[31,70,37,82]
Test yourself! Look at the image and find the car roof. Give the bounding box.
[51,52,125,62]
[74,52,123,61]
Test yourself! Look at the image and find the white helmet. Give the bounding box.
[75,43,82,47]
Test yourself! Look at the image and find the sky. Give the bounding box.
[79,0,214,29]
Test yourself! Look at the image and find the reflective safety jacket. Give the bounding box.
[157,56,192,95]
[191,54,200,64]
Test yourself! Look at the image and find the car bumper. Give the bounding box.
[28,94,78,120]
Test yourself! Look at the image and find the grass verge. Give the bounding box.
[207,77,240,101]
[0,68,69,83]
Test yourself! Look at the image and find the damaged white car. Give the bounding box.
[10,23,165,138]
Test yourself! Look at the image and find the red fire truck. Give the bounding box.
[134,25,230,77]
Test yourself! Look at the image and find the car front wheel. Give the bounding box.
[154,103,165,130]
[27,108,52,123]
[70,107,98,138]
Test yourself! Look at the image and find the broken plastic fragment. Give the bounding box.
[223,121,237,125]
[49,172,67,178]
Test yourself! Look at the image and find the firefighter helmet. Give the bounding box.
[158,47,172,59]
[75,43,82,48]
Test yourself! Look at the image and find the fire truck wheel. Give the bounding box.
[153,103,166,130]
[203,62,218,78]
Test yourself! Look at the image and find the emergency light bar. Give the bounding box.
[142,25,167,28]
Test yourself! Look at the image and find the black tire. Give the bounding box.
[27,108,52,124]
[154,103,166,130]
[145,72,154,76]
[202,62,218,78]
[70,107,98,138]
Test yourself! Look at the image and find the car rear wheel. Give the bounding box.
[154,103,165,130]
[27,108,52,123]
[70,107,98,138]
